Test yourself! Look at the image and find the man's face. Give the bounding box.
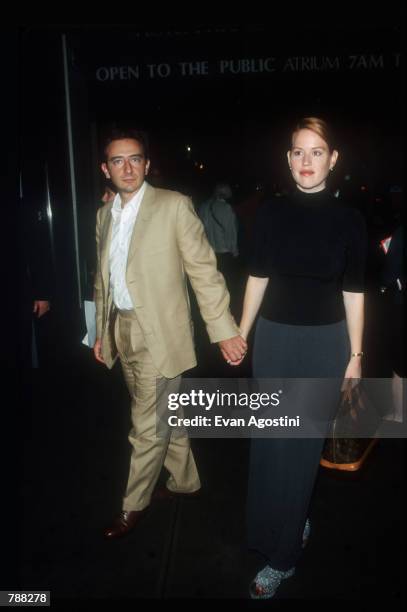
[101,138,150,202]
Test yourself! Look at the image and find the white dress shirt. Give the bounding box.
[109,182,147,310]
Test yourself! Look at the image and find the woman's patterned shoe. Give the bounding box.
[249,565,295,599]
[302,518,311,548]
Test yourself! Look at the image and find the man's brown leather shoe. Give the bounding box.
[152,486,201,501]
[104,509,147,539]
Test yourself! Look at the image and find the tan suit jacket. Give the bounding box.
[94,183,239,378]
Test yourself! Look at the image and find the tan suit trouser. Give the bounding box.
[114,309,201,511]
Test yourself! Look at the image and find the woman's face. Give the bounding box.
[287,128,338,193]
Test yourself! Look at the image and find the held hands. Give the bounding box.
[218,335,248,366]
[93,338,105,364]
[94,334,247,367]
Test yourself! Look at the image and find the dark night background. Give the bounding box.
[13,18,406,603]
[20,22,404,332]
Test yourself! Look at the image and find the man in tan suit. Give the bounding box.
[94,128,247,538]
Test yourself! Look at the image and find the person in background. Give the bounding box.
[19,185,53,368]
[198,182,238,258]
[101,182,116,204]
[199,182,240,312]
[380,224,404,421]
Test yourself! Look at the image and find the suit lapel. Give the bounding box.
[100,184,157,291]
[127,183,157,266]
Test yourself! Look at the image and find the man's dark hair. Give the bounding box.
[101,126,150,161]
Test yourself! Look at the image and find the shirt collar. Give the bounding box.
[111,181,147,216]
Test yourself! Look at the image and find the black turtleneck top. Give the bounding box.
[249,189,367,325]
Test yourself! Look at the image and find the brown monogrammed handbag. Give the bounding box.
[320,383,380,471]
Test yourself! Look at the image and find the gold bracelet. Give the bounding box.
[351,352,364,357]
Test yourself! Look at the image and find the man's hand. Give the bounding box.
[33,300,50,318]
[93,338,105,364]
[218,335,248,366]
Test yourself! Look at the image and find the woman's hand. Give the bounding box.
[341,356,362,397]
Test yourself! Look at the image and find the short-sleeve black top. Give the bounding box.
[249,189,367,325]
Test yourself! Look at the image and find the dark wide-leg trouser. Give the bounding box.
[247,317,349,571]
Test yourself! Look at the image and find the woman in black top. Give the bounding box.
[237,117,367,599]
